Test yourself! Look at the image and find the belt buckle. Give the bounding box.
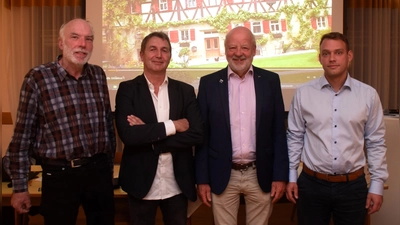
[326,174,331,182]
[240,164,249,173]
[70,158,82,168]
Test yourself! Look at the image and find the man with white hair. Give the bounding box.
[3,18,116,225]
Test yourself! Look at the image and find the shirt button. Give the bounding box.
[334,125,337,128]
[334,141,337,144]
[334,109,337,111]
[334,158,337,160]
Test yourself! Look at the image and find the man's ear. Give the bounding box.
[318,53,322,65]
[139,52,144,62]
[347,50,354,62]
[58,37,64,50]
[347,50,354,68]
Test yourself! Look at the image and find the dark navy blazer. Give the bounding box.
[195,66,289,195]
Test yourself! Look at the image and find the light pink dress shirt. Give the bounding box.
[228,66,257,164]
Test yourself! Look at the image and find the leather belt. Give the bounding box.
[231,161,256,171]
[42,153,107,168]
[302,164,364,182]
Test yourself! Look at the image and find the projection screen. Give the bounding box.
[86,0,344,111]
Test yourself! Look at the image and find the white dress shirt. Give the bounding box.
[287,74,388,195]
[143,74,182,200]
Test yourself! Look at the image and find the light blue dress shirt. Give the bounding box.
[287,74,388,195]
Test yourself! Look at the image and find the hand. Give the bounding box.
[173,118,189,132]
[270,181,286,203]
[365,193,383,214]
[197,184,212,207]
[11,192,31,214]
[127,115,144,126]
[285,182,298,204]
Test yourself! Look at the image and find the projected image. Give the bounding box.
[102,0,332,109]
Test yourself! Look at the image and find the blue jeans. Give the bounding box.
[297,171,368,225]
[128,193,188,225]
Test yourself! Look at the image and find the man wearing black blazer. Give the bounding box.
[115,32,203,225]
[195,27,289,225]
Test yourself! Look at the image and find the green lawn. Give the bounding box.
[254,51,321,68]
[189,51,321,68]
[105,51,324,88]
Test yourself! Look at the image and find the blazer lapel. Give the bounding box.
[253,69,263,132]
[218,70,231,130]
[137,75,158,122]
[168,79,179,120]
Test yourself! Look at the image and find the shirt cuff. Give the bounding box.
[289,169,299,182]
[368,180,384,196]
[12,178,28,193]
[164,120,176,136]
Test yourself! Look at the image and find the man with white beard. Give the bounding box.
[3,18,116,225]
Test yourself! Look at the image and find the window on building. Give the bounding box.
[180,30,190,41]
[270,20,280,33]
[187,0,196,8]
[206,38,219,49]
[206,0,218,6]
[317,16,327,29]
[159,0,168,11]
[252,21,262,34]
[204,31,218,35]
[206,39,211,49]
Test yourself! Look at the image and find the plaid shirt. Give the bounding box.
[3,56,116,192]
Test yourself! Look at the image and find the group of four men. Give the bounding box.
[4,18,388,225]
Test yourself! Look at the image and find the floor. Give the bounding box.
[13,202,301,225]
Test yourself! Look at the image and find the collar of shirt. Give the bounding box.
[319,73,352,93]
[227,65,254,80]
[143,73,169,91]
[56,55,92,81]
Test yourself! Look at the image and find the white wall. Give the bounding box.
[371,116,400,225]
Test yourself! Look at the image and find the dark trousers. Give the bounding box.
[40,156,115,225]
[128,193,188,225]
[297,171,368,225]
